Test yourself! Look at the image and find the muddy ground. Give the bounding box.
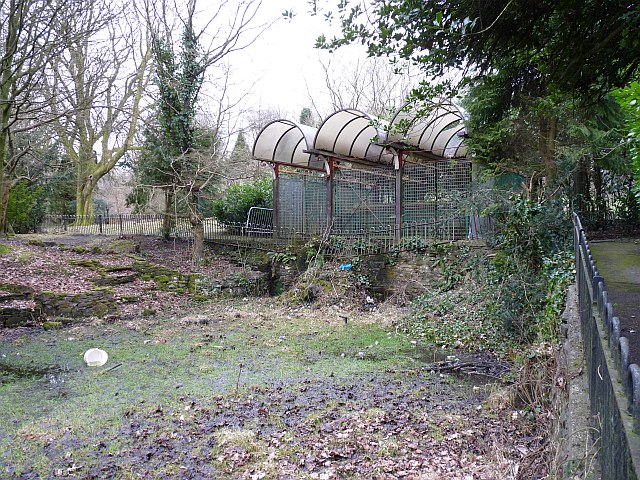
[0,235,548,479]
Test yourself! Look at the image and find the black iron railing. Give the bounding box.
[573,212,640,479]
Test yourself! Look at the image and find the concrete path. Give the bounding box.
[590,239,640,365]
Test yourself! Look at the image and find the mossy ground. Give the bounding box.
[0,296,545,479]
[0,235,551,478]
[0,300,413,474]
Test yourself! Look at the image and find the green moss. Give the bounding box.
[68,259,103,270]
[16,253,32,264]
[103,265,133,273]
[106,239,140,254]
[118,295,139,304]
[92,303,110,317]
[590,241,640,289]
[0,283,33,296]
[93,286,115,294]
[155,274,170,285]
[187,274,199,293]
[0,243,13,255]
[142,307,157,316]
[25,239,44,247]
[42,321,62,331]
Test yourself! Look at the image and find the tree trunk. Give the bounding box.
[75,172,97,224]
[188,188,204,263]
[162,188,175,240]
[0,179,10,234]
[574,155,591,216]
[191,219,204,264]
[593,165,604,222]
[539,114,558,185]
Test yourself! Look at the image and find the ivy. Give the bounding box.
[613,82,640,191]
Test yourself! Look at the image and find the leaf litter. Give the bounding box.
[0,234,550,479]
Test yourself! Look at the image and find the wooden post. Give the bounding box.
[325,157,334,234]
[272,164,279,238]
[395,150,404,245]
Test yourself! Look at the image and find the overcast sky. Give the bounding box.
[224,0,362,122]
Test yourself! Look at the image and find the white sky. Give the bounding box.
[224,0,362,121]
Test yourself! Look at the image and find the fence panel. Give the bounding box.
[43,212,490,257]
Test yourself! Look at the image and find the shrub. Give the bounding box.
[6,180,46,233]
[488,195,573,341]
[400,195,574,353]
[211,178,272,224]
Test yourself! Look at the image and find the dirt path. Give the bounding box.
[0,235,547,479]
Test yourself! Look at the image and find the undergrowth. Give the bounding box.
[400,196,574,358]
[399,277,515,356]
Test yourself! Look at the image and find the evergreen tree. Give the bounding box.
[299,107,315,126]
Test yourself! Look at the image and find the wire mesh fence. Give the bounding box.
[403,161,472,241]
[277,172,327,236]
[333,167,396,233]
[42,210,493,257]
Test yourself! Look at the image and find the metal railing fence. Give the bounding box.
[41,212,493,256]
[573,212,640,479]
[42,214,192,237]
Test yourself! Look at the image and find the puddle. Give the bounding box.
[410,345,511,384]
[0,362,61,384]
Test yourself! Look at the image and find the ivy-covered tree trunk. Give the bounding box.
[539,114,558,183]
[191,216,204,263]
[574,155,591,216]
[188,188,204,263]
[0,178,10,234]
[0,47,13,234]
[162,188,175,240]
[593,165,605,221]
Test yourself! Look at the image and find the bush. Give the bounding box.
[488,195,573,341]
[211,178,272,224]
[6,180,46,233]
[400,195,574,353]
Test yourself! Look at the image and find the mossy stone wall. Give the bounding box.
[36,290,116,318]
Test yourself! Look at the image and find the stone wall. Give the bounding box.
[36,290,116,319]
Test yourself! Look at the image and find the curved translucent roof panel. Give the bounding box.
[314,109,394,164]
[252,120,322,168]
[386,102,467,158]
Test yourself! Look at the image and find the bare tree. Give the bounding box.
[43,0,151,222]
[244,106,289,144]
[308,54,419,120]
[0,0,84,233]
[142,0,275,262]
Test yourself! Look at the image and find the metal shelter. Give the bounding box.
[252,101,477,244]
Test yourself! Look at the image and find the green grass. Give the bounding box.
[0,242,13,254]
[0,301,431,476]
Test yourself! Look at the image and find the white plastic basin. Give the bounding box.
[83,348,108,367]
